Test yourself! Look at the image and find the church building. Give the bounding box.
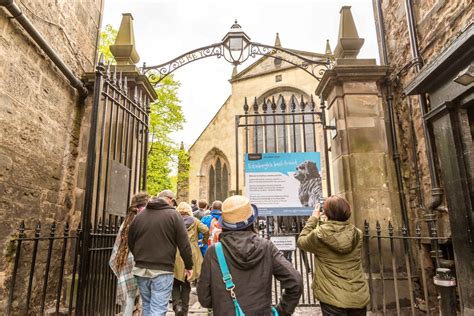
[188,33,333,203]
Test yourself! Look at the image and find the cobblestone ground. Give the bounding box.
[165,287,323,315]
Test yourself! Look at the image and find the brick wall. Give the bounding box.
[0,0,102,308]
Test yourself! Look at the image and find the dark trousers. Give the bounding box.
[320,302,367,316]
[172,278,191,314]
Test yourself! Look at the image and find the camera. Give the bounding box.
[319,197,326,212]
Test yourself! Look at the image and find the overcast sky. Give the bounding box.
[102,0,379,148]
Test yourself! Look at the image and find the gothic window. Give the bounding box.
[208,157,229,202]
[209,166,215,203]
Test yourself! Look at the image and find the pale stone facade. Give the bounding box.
[0,0,102,308]
[188,43,331,203]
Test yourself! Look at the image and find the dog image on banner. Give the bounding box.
[293,160,322,207]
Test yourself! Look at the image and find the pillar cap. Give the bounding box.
[110,13,140,65]
[333,6,364,58]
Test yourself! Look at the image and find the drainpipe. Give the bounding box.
[373,0,410,228]
[0,0,88,98]
[404,0,443,214]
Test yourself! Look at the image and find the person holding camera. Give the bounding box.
[297,195,369,315]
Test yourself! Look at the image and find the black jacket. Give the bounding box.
[128,198,193,272]
[197,230,302,316]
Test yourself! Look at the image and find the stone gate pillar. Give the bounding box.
[316,6,401,229]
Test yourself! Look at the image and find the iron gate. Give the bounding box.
[235,93,333,306]
[6,58,151,315]
[76,57,151,315]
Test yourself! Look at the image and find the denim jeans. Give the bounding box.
[136,274,174,316]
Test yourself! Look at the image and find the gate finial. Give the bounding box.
[110,13,140,65]
[333,6,364,58]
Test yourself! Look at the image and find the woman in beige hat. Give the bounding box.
[197,195,303,316]
[173,202,209,316]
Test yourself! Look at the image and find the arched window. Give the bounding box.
[207,157,229,202]
[209,166,215,203]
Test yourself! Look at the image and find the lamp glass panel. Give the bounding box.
[230,37,243,51]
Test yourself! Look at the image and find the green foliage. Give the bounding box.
[176,143,190,197]
[99,24,117,63]
[98,24,185,195]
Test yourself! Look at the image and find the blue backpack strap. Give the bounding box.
[215,242,246,316]
[215,242,235,290]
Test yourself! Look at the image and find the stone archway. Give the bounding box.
[199,147,231,203]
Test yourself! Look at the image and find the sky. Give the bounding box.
[102,0,380,148]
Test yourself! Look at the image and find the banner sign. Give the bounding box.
[245,152,322,216]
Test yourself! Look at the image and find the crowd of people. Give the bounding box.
[109,189,369,316]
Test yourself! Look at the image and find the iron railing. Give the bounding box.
[6,221,81,316]
[363,220,455,315]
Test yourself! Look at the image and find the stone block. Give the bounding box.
[344,94,381,117]
[349,153,388,190]
[342,81,379,94]
[347,121,388,153]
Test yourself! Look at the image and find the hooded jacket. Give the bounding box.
[297,217,369,309]
[174,216,209,282]
[197,230,303,316]
[128,198,193,272]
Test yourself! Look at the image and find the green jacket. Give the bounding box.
[297,217,369,309]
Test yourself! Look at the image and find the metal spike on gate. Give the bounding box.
[376,220,381,236]
[97,218,103,233]
[300,95,306,111]
[133,86,138,103]
[105,62,111,79]
[310,95,316,111]
[253,97,258,113]
[271,96,277,113]
[279,94,286,112]
[123,76,128,95]
[262,98,268,113]
[415,222,421,237]
[290,95,297,112]
[243,97,249,113]
[364,220,369,235]
[76,222,82,235]
[64,222,70,236]
[118,72,123,90]
[401,223,408,237]
[111,66,117,84]
[98,53,104,66]
[35,221,41,236]
[50,222,57,236]
[388,221,393,236]
[19,220,26,237]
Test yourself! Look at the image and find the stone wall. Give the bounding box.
[0,0,102,309]
[376,0,472,227]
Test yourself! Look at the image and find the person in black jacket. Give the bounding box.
[128,190,193,316]
[197,195,303,316]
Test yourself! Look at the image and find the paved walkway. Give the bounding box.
[166,288,323,315]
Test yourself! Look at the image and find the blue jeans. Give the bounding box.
[136,274,174,316]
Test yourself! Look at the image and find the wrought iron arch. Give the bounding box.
[142,42,334,85]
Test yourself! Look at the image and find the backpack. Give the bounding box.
[208,217,222,246]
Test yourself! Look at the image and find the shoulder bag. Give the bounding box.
[215,242,279,316]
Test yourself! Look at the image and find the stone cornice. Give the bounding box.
[315,61,390,98]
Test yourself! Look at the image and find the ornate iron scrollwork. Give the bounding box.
[142,41,334,85]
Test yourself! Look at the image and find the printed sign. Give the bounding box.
[270,236,296,251]
[245,152,322,216]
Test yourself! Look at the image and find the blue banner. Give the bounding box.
[245,152,322,216]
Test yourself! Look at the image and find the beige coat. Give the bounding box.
[174,217,209,282]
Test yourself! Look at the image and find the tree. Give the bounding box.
[176,142,190,203]
[99,24,117,63]
[99,25,185,196]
